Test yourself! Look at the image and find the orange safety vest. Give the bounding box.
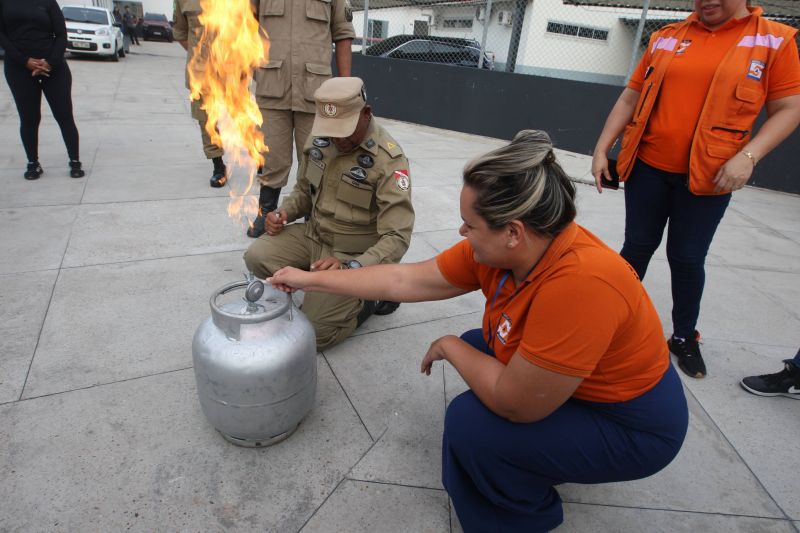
[616,8,798,195]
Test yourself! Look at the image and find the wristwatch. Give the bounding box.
[342,259,362,269]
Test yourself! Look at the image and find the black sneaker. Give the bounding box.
[741,361,800,399]
[69,160,85,178]
[669,331,706,378]
[24,162,43,180]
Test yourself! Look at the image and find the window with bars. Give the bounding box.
[443,19,473,29]
[546,21,609,41]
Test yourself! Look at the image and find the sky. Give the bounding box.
[59,0,176,17]
[141,0,174,17]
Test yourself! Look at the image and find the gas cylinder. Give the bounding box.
[192,276,317,447]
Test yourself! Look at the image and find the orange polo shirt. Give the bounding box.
[628,14,800,173]
[436,223,669,403]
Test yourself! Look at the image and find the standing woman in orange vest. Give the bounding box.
[592,0,800,378]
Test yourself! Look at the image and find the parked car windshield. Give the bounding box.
[62,7,108,25]
[144,13,168,22]
[389,41,431,56]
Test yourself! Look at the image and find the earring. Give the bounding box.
[507,242,513,248]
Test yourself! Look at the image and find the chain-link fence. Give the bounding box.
[350,0,799,86]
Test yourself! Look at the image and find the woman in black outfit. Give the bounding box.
[0,0,85,180]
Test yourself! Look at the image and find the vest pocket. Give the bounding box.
[255,60,287,98]
[305,159,324,199]
[706,141,740,161]
[734,82,764,117]
[335,176,374,225]
[260,0,284,16]
[620,123,635,149]
[304,62,333,102]
[306,0,332,22]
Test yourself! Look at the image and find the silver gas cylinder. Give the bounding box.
[192,275,317,447]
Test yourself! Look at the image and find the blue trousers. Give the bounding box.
[621,160,731,339]
[443,329,689,532]
[790,348,800,369]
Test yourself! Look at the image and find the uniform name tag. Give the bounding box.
[341,174,372,190]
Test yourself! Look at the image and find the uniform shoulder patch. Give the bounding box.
[379,139,403,159]
[345,0,353,22]
[393,169,410,191]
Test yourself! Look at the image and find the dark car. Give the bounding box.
[366,35,494,70]
[142,12,173,42]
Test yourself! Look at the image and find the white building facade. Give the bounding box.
[354,0,691,85]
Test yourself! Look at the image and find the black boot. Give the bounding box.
[356,300,399,328]
[210,156,227,188]
[69,160,85,178]
[246,185,281,238]
[356,300,377,327]
[374,301,401,315]
[24,161,43,180]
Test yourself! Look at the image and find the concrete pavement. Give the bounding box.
[1,41,799,532]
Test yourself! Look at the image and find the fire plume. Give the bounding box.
[188,0,268,226]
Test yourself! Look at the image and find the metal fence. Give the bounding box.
[351,0,799,86]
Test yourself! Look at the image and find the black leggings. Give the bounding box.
[4,59,80,162]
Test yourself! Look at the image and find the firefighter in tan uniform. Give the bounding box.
[247,0,356,238]
[173,0,227,188]
[244,78,415,351]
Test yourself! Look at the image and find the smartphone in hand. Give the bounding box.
[601,159,620,190]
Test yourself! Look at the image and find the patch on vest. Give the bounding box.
[747,59,765,81]
[393,169,410,191]
[345,0,353,22]
[349,166,368,181]
[496,313,512,345]
[357,154,374,168]
[676,39,691,55]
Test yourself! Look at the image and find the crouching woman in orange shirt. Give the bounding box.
[269,130,689,532]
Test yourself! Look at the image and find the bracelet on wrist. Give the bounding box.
[740,150,757,166]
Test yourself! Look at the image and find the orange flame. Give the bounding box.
[188,0,269,227]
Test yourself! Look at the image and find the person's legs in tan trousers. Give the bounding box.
[247,109,315,238]
[243,223,365,351]
[192,99,227,188]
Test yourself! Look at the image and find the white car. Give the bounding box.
[62,5,125,61]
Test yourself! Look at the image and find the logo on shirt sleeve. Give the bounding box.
[747,59,766,81]
[496,313,512,345]
[393,170,410,191]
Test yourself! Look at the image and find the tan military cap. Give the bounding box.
[311,77,366,138]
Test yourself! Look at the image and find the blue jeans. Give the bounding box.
[443,329,688,532]
[621,159,731,338]
[790,348,800,369]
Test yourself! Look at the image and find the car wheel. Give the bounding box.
[118,44,125,58]
[167,35,173,43]
[111,41,119,62]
